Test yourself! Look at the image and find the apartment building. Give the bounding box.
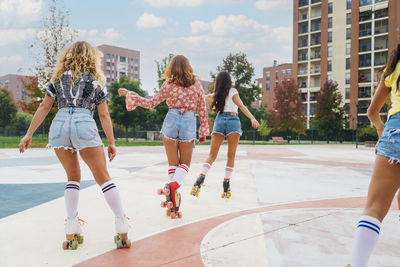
[293,0,400,128]
[0,74,32,109]
[97,45,140,88]
[259,61,293,111]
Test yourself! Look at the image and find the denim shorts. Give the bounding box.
[212,112,242,137]
[48,107,103,151]
[376,112,400,163]
[161,109,196,142]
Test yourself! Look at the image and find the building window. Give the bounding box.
[135,66,138,71]
[359,22,372,37]
[106,78,110,83]
[282,70,286,76]
[346,43,351,55]
[346,13,351,25]
[266,82,270,91]
[328,31,332,42]
[346,58,351,69]
[266,72,270,81]
[346,0,351,9]
[106,54,110,59]
[346,73,350,84]
[359,53,372,67]
[287,69,291,75]
[120,56,126,63]
[328,2,333,14]
[345,88,350,99]
[328,46,332,57]
[359,10,372,22]
[346,28,351,39]
[135,58,139,65]
[135,74,138,80]
[345,103,350,114]
[106,62,110,67]
[328,17,333,28]
[106,70,110,75]
[359,0,372,7]
[328,60,332,72]
[275,71,279,80]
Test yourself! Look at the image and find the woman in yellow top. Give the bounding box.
[347,44,400,267]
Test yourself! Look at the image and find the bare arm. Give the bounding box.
[367,74,391,137]
[232,93,260,129]
[97,101,116,162]
[19,95,54,152]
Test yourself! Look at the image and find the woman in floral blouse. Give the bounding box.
[118,55,209,219]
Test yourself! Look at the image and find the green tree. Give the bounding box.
[212,52,261,107]
[270,79,306,135]
[312,80,345,143]
[108,76,149,141]
[6,113,33,136]
[0,88,18,136]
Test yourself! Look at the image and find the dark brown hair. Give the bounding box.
[382,43,400,89]
[211,71,232,113]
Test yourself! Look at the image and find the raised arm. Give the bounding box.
[19,94,54,152]
[367,74,391,137]
[232,93,260,129]
[119,82,168,111]
[197,87,210,142]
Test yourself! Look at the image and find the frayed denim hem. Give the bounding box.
[47,143,104,152]
[160,132,196,143]
[211,131,242,137]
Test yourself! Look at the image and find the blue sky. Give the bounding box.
[0,0,293,94]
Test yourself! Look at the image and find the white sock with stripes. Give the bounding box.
[224,166,233,181]
[173,164,189,185]
[65,181,80,219]
[101,180,125,218]
[200,163,211,177]
[168,166,177,181]
[350,215,381,267]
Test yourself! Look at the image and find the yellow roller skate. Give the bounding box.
[190,175,205,197]
[221,180,231,199]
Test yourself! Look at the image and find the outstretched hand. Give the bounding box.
[118,88,128,96]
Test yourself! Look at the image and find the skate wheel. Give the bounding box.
[190,187,195,195]
[167,201,173,209]
[195,189,200,197]
[161,201,167,208]
[116,239,123,249]
[177,211,183,219]
[166,209,171,216]
[62,241,69,250]
[170,212,176,219]
[77,235,84,244]
[221,193,225,198]
[114,235,120,243]
[125,239,131,248]
[157,188,163,195]
[227,193,231,198]
[70,240,78,250]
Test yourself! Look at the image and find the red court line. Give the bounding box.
[77,196,397,267]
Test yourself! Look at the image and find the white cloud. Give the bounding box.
[78,28,125,46]
[162,35,228,50]
[144,0,204,8]
[0,28,36,46]
[254,0,292,11]
[136,13,166,29]
[268,26,293,43]
[0,0,42,26]
[191,15,269,36]
[232,42,252,52]
[0,55,22,64]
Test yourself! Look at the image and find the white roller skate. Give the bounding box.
[114,216,131,249]
[62,216,84,250]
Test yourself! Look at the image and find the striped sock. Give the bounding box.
[168,166,177,181]
[224,166,233,181]
[350,215,381,267]
[173,164,189,185]
[101,180,125,218]
[65,181,80,219]
[200,163,211,177]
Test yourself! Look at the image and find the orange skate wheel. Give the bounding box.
[125,239,131,248]
[170,212,176,219]
[177,211,183,218]
[163,188,170,195]
[167,201,173,209]
[161,201,166,208]
[157,188,163,195]
[166,209,171,216]
[62,241,69,250]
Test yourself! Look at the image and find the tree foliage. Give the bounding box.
[0,88,18,136]
[312,80,345,142]
[108,76,149,141]
[270,79,306,134]
[212,52,261,107]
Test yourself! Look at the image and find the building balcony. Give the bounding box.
[299,0,309,8]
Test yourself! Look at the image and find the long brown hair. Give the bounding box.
[382,43,400,90]
[163,55,197,87]
[212,71,232,114]
[52,41,105,86]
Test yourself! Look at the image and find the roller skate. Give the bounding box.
[158,181,182,219]
[62,216,85,250]
[221,179,231,199]
[190,175,205,197]
[114,216,131,249]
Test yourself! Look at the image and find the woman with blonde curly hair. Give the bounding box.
[119,55,209,219]
[19,41,131,249]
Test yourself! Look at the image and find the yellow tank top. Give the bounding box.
[384,61,400,117]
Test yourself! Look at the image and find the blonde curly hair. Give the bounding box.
[163,55,197,87]
[51,41,105,86]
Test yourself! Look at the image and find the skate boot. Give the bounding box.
[158,181,182,219]
[221,180,231,199]
[190,175,205,197]
[62,216,84,250]
[114,216,131,249]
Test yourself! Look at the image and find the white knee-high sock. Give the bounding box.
[224,166,233,181]
[168,166,177,181]
[65,181,80,219]
[350,215,381,267]
[173,164,189,185]
[101,180,125,218]
[200,163,211,177]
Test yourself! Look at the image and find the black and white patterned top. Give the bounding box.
[46,71,109,112]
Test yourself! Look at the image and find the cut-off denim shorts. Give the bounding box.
[161,109,197,142]
[212,112,242,137]
[48,107,103,151]
[376,112,400,164]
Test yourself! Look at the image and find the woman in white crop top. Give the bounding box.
[190,71,259,198]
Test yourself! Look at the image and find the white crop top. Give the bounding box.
[223,88,239,113]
